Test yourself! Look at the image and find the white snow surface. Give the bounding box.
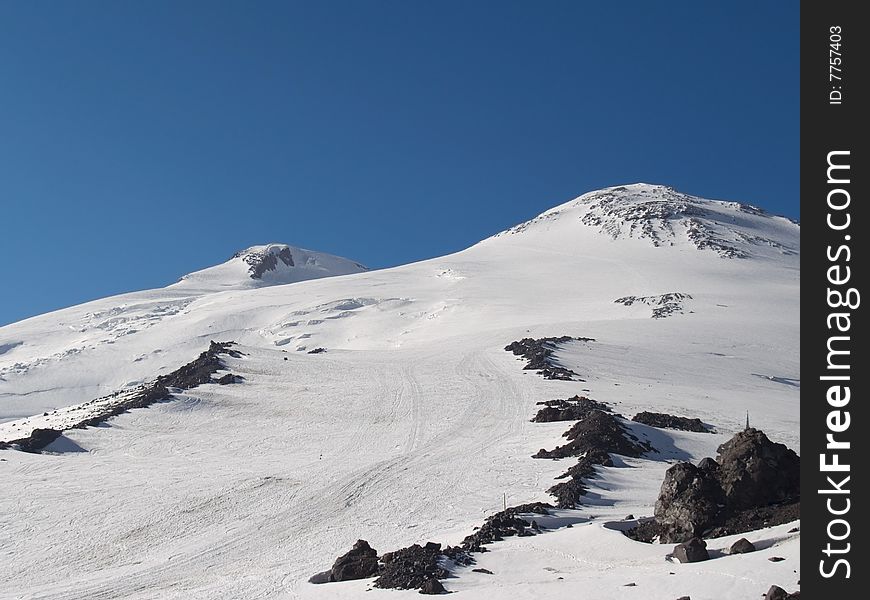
[0,184,800,599]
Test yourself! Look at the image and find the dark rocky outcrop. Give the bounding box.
[17,428,63,453]
[672,538,709,563]
[216,373,243,384]
[504,336,592,380]
[631,411,710,433]
[72,341,244,430]
[697,457,720,473]
[644,428,800,543]
[2,342,244,453]
[532,396,611,423]
[532,406,651,508]
[614,293,693,319]
[307,347,327,354]
[729,538,756,554]
[158,341,243,389]
[707,501,800,538]
[623,519,661,543]
[310,539,379,583]
[376,542,470,592]
[313,540,471,593]
[534,410,650,460]
[765,585,800,600]
[716,428,800,510]
[546,448,612,508]
[419,578,446,594]
[461,503,552,552]
[234,245,296,279]
[654,463,725,543]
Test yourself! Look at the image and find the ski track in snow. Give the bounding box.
[1,342,551,599]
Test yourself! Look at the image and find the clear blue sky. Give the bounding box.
[1,1,798,326]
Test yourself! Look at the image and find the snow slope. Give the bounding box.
[0,184,800,599]
[0,243,367,422]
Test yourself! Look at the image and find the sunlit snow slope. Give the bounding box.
[0,184,800,600]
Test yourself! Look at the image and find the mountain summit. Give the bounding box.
[174,243,368,290]
[493,183,799,259]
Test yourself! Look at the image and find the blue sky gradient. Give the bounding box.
[0,1,798,325]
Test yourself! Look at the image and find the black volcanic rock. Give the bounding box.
[534,410,650,460]
[461,503,552,552]
[673,538,709,563]
[547,450,613,508]
[534,407,648,508]
[765,585,800,600]
[3,342,244,454]
[729,538,756,554]
[632,411,710,433]
[18,428,62,453]
[707,501,800,539]
[419,578,446,594]
[715,428,800,510]
[697,457,720,473]
[505,336,592,380]
[532,396,611,423]
[310,539,379,583]
[331,539,380,582]
[159,341,243,389]
[376,542,452,590]
[234,245,296,279]
[655,462,725,543]
[647,428,800,543]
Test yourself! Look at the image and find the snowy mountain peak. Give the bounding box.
[495,183,799,259]
[175,243,368,291]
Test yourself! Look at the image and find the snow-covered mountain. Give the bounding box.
[0,184,800,600]
[176,243,368,291]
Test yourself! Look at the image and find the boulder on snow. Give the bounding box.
[18,428,63,453]
[655,462,725,543]
[672,538,709,563]
[728,537,756,554]
[310,539,379,583]
[715,428,800,510]
[766,585,800,600]
[419,578,446,594]
[648,428,800,543]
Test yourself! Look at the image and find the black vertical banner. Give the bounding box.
[802,1,867,596]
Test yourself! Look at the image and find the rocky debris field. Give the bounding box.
[631,410,711,433]
[614,292,693,319]
[531,395,612,422]
[504,336,593,380]
[0,341,243,453]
